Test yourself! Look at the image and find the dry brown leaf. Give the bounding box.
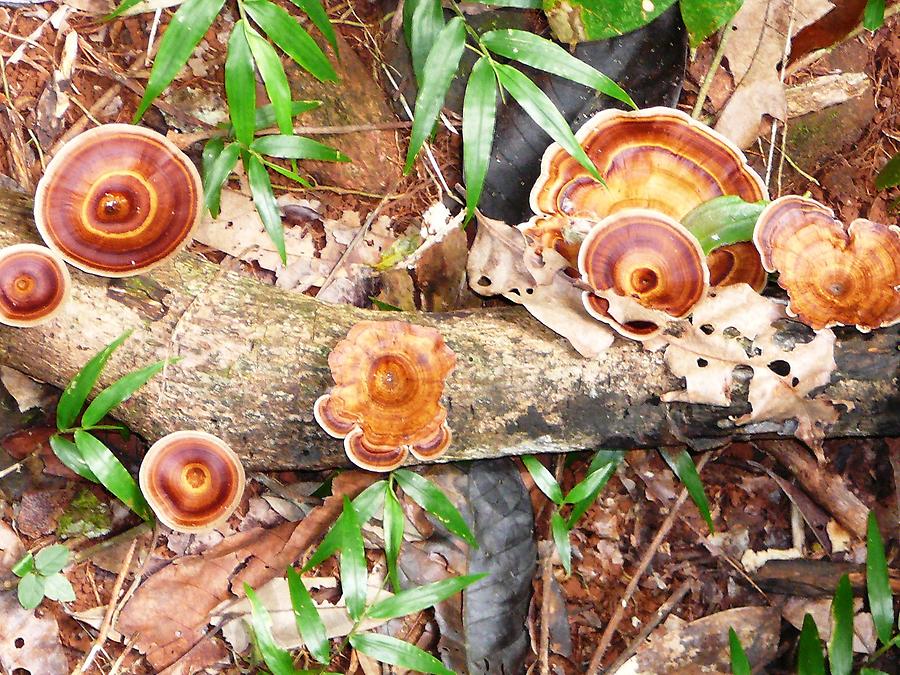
[786,72,870,117]
[0,522,24,576]
[782,596,877,653]
[0,591,68,674]
[0,366,52,412]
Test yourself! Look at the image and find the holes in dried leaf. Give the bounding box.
[767,360,791,377]
[696,358,709,368]
[14,638,24,649]
[700,324,714,335]
[476,276,491,288]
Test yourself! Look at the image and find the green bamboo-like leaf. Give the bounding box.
[680,196,767,255]
[254,100,321,130]
[243,0,337,83]
[81,361,168,428]
[17,572,45,610]
[462,57,497,221]
[246,152,287,264]
[864,0,886,30]
[133,0,226,122]
[244,583,299,675]
[57,331,131,431]
[349,633,454,675]
[34,545,70,575]
[251,135,349,161]
[866,512,894,645]
[481,29,635,108]
[564,461,616,504]
[368,573,487,620]
[728,628,751,675]
[244,25,293,134]
[339,496,367,621]
[404,17,466,174]
[550,510,571,574]
[286,566,330,664]
[43,573,76,603]
[661,448,713,532]
[50,434,98,482]
[202,136,225,186]
[11,552,34,577]
[860,669,890,675]
[203,142,241,217]
[104,0,145,21]
[408,0,445,85]
[383,483,404,591]
[226,23,257,146]
[828,575,854,675]
[261,158,313,187]
[468,0,541,6]
[73,430,152,521]
[875,151,900,190]
[493,63,601,181]
[679,0,743,48]
[393,469,476,546]
[521,456,564,505]
[798,613,826,675]
[567,450,623,527]
[288,0,338,53]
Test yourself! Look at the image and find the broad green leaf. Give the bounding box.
[133,0,226,122]
[866,512,894,645]
[564,461,616,504]
[481,29,635,108]
[17,572,45,610]
[243,0,337,83]
[81,360,168,428]
[680,196,767,255]
[339,496,367,621]
[50,434,98,482]
[254,100,321,131]
[680,0,744,48]
[408,0,445,85]
[393,469,476,546]
[11,552,34,577]
[104,0,144,21]
[73,430,152,521]
[550,510,571,574]
[462,57,497,221]
[244,24,293,134]
[286,567,329,664]
[521,456,564,505]
[288,0,338,53]
[828,575,854,675]
[251,135,349,162]
[798,613,826,675]
[203,142,241,217]
[43,573,76,603]
[661,448,713,532]
[34,545,70,575]
[543,0,677,44]
[226,23,257,147]
[728,628,751,675]
[349,633,453,675]
[246,152,287,264]
[875,151,900,190]
[368,573,487,620]
[404,17,466,174]
[383,484,404,591]
[864,0,886,30]
[244,583,299,675]
[57,331,131,431]
[566,450,623,528]
[493,63,601,181]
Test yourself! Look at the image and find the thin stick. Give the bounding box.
[765,0,796,189]
[691,20,735,119]
[73,522,152,565]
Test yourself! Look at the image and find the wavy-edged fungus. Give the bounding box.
[578,209,709,339]
[707,242,767,292]
[314,320,456,472]
[754,196,900,331]
[0,243,71,327]
[33,124,203,277]
[139,431,245,532]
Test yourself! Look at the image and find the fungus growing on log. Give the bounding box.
[139,431,245,532]
[0,243,71,327]
[707,242,768,292]
[33,124,202,277]
[314,320,457,472]
[754,196,900,331]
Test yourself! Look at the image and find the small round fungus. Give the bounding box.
[0,243,71,327]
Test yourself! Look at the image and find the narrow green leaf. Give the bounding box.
[467,0,541,6]
[383,483,404,591]
[11,552,34,578]
[244,583,299,675]
[481,29,635,108]
[349,633,453,675]
[50,434,98,482]
[261,158,313,188]
[254,100,321,131]
[43,573,76,603]
[57,331,131,431]
[521,456,564,505]
[226,23,257,146]
[550,510,571,575]
[661,448,713,532]
[679,0,743,48]
[202,136,225,187]
[133,0,226,122]
[104,0,145,21]
[680,196,767,255]
[34,545,70,575]
[73,430,152,521]
[246,152,287,265]
[493,63,601,182]
[286,567,330,664]
[243,0,337,83]
[339,496,367,621]
[866,512,894,645]
[875,151,900,190]
[863,0,886,31]
[203,142,241,217]
[728,628,751,675]
[567,451,622,527]
[288,0,338,53]
[370,297,404,312]
[81,361,168,428]
[828,574,854,675]
[404,17,466,174]
[245,25,293,135]
[393,469,476,546]
[17,572,45,610]
[798,613,826,675]
[409,0,445,85]
[564,461,616,504]
[252,135,349,162]
[860,669,890,675]
[462,57,497,221]
[368,573,487,620]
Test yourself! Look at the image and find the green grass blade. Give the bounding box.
[564,461,616,504]
[73,430,152,521]
[462,57,497,221]
[34,545,70,575]
[493,63,601,182]
[288,0,338,53]
[550,509,571,574]
[104,0,145,21]
[245,25,294,134]
[286,566,330,664]
[367,573,486,620]
[866,512,894,645]
[226,23,257,146]
[203,142,241,217]
[244,583,299,675]
[17,572,45,610]
[393,468,476,546]
[403,16,466,173]
[875,151,900,189]
[251,135,349,161]
[864,0,886,30]
[567,451,623,528]
[81,360,168,428]
[339,496,367,621]
[521,456,564,505]
[261,158,313,188]
[481,29,635,108]
[728,628,751,675]
[57,331,131,431]
[202,137,226,216]
[828,574,854,675]
[50,434,98,482]
[383,483,404,591]
[797,613,826,675]
[349,633,453,675]
[246,152,287,264]
[661,448,713,532]
[132,0,226,122]
[254,100,321,130]
[409,0,445,85]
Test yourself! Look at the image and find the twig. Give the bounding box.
[691,20,735,119]
[764,0,796,189]
[0,450,37,479]
[73,523,152,565]
[538,540,554,675]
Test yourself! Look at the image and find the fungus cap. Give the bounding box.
[707,242,767,293]
[33,124,203,277]
[139,431,245,532]
[0,243,71,327]
[754,196,900,331]
[314,320,456,472]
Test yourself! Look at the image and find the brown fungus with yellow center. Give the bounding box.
[0,244,71,327]
[314,320,456,472]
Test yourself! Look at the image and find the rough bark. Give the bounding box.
[0,189,898,470]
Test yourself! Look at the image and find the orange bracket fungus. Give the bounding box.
[754,196,900,331]
[33,124,203,277]
[314,320,457,472]
[139,431,246,533]
[0,243,71,327]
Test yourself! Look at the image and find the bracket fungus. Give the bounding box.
[314,320,456,472]
[139,431,246,533]
[33,124,203,277]
[754,196,900,331]
[0,243,71,327]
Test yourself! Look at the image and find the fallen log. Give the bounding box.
[0,189,898,470]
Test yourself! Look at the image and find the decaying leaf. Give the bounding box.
[0,522,24,575]
[782,596,878,653]
[786,72,871,118]
[0,366,52,412]
[0,591,68,674]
